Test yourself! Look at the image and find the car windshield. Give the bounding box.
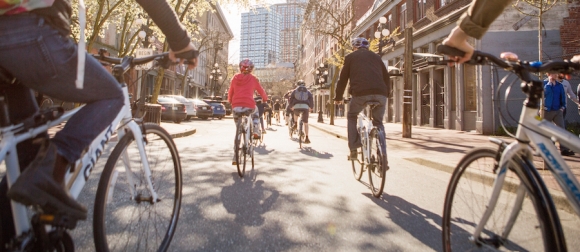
[158,97,180,103]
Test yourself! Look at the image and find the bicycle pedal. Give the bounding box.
[37,213,79,229]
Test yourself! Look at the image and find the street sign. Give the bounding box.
[135,48,154,70]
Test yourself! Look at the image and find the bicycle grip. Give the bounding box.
[436,45,466,57]
[175,50,200,65]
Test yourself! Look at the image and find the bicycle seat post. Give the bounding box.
[0,96,10,127]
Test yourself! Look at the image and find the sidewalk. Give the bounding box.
[48,121,196,139]
[308,114,580,213]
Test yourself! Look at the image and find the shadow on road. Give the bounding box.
[221,173,280,226]
[363,193,443,251]
[299,147,334,159]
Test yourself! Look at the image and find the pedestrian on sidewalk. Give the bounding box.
[543,73,574,156]
[227,59,268,165]
[334,37,390,159]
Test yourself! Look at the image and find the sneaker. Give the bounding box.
[561,150,575,156]
[348,149,358,160]
[7,139,87,220]
[262,130,267,134]
[304,137,311,144]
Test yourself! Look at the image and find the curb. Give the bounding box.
[170,128,196,139]
[311,123,574,214]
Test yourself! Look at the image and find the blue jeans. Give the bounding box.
[347,95,387,151]
[0,14,124,163]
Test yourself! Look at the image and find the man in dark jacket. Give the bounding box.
[334,37,390,160]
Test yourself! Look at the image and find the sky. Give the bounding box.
[222,0,287,64]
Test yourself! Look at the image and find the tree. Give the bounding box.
[301,0,359,125]
[512,0,560,61]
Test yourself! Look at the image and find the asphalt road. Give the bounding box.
[68,116,580,251]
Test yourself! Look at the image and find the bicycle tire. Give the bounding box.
[236,121,246,177]
[94,123,182,252]
[367,128,386,197]
[442,147,563,251]
[351,129,365,181]
[298,121,303,149]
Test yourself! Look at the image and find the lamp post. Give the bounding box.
[375,16,395,56]
[315,63,328,123]
[209,62,222,97]
[209,42,223,96]
[135,16,156,118]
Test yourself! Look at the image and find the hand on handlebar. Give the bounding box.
[170,42,198,69]
[441,27,474,65]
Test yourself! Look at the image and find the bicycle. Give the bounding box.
[349,101,388,197]
[233,108,257,177]
[438,45,580,251]
[274,110,280,125]
[0,49,191,251]
[266,110,272,129]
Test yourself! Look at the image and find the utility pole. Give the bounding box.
[403,28,413,138]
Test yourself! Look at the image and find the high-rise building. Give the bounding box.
[272,0,306,65]
[240,7,281,68]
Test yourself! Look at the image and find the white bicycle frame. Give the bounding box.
[473,104,580,239]
[1,85,156,236]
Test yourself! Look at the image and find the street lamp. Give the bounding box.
[210,42,223,96]
[375,16,396,55]
[315,63,328,123]
[136,16,156,48]
[209,62,222,97]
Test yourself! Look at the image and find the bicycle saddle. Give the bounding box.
[233,108,254,116]
[364,101,381,107]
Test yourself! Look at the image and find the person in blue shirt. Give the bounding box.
[544,73,574,156]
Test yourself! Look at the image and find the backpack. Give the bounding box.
[0,0,54,15]
[293,87,309,102]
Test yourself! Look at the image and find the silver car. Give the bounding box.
[161,95,195,120]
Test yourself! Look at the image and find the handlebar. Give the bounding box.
[436,45,580,75]
[92,48,199,76]
[437,44,580,108]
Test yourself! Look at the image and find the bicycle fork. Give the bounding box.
[471,139,523,246]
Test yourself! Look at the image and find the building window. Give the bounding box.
[438,0,453,9]
[399,3,407,30]
[386,13,393,31]
[416,0,426,21]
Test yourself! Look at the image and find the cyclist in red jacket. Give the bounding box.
[227,59,268,165]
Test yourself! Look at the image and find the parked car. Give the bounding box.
[221,101,232,115]
[160,95,195,120]
[189,99,213,120]
[157,97,187,123]
[205,100,226,119]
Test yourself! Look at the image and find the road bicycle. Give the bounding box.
[438,45,580,251]
[233,108,257,177]
[0,49,191,251]
[274,110,280,125]
[349,101,388,197]
[266,110,272,128]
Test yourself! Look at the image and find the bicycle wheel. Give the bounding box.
[94,123,182,252]
[351,130,365,181]
[236,122,246,177]
[442,147,562,251]
[367,128,386,197]
[298,121,303,149]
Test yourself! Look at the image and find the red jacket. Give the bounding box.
[228,73,268,108]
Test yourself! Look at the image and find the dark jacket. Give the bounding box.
[334,48,390,100]
[289,86,314,109]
